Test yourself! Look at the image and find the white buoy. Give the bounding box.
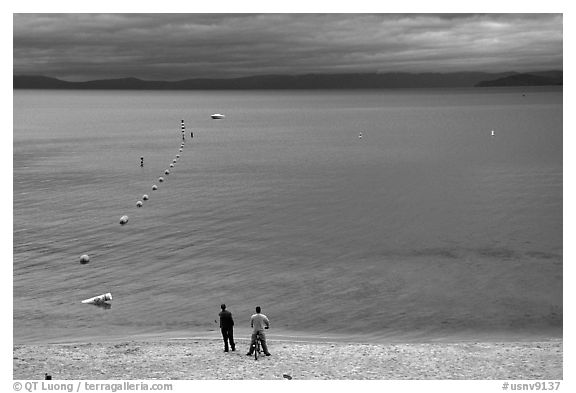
[136,201,143,208]
[179,148,183,152]
[165,170,170,175]
[119,215,129,225]
[158,177,164,183]
[143,194,149,201]
[359,132,363,139]
[172,159,177,163]
[169,163,174,168]
[491,130,495,136]
[80,254,90,264]
[152,185,158,190]
[82,292,112,305]
[176,154,180,158]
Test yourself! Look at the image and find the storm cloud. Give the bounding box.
[13,13,563,81]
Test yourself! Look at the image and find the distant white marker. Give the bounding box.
[119,215,129,225]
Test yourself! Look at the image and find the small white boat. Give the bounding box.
[211,113,225,119]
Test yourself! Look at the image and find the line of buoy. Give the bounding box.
[80,119,192,308]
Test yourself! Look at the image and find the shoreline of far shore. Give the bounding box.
[13,336,562,380]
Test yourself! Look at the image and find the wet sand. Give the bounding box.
[13,337,562,380]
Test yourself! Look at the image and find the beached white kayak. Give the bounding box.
[81,293,112,305]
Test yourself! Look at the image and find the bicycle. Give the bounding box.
[252,331,262,360]
[251,326,270,360]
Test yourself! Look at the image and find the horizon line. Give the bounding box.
[13,69,564,83]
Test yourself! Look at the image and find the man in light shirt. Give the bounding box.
[246,306,271,356]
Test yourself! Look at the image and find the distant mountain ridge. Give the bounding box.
[13,71,562,90]
[475,71,563,87]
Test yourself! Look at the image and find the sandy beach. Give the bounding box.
[13,337,562,380]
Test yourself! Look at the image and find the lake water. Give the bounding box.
[13,88,562,344]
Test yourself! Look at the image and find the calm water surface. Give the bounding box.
[13,88,562,344]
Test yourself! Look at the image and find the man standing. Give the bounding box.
[246,306,271,356]
[219,304,235,352]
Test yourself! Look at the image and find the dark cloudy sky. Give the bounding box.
[13,13,563,81]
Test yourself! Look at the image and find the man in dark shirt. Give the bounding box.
[218,304,236,352]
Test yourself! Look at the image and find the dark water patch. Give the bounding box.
[362,247,461,261]
[524,251,562,260]
[475,247,517,260]
[366,246,561,263]
[409,247,461,259]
